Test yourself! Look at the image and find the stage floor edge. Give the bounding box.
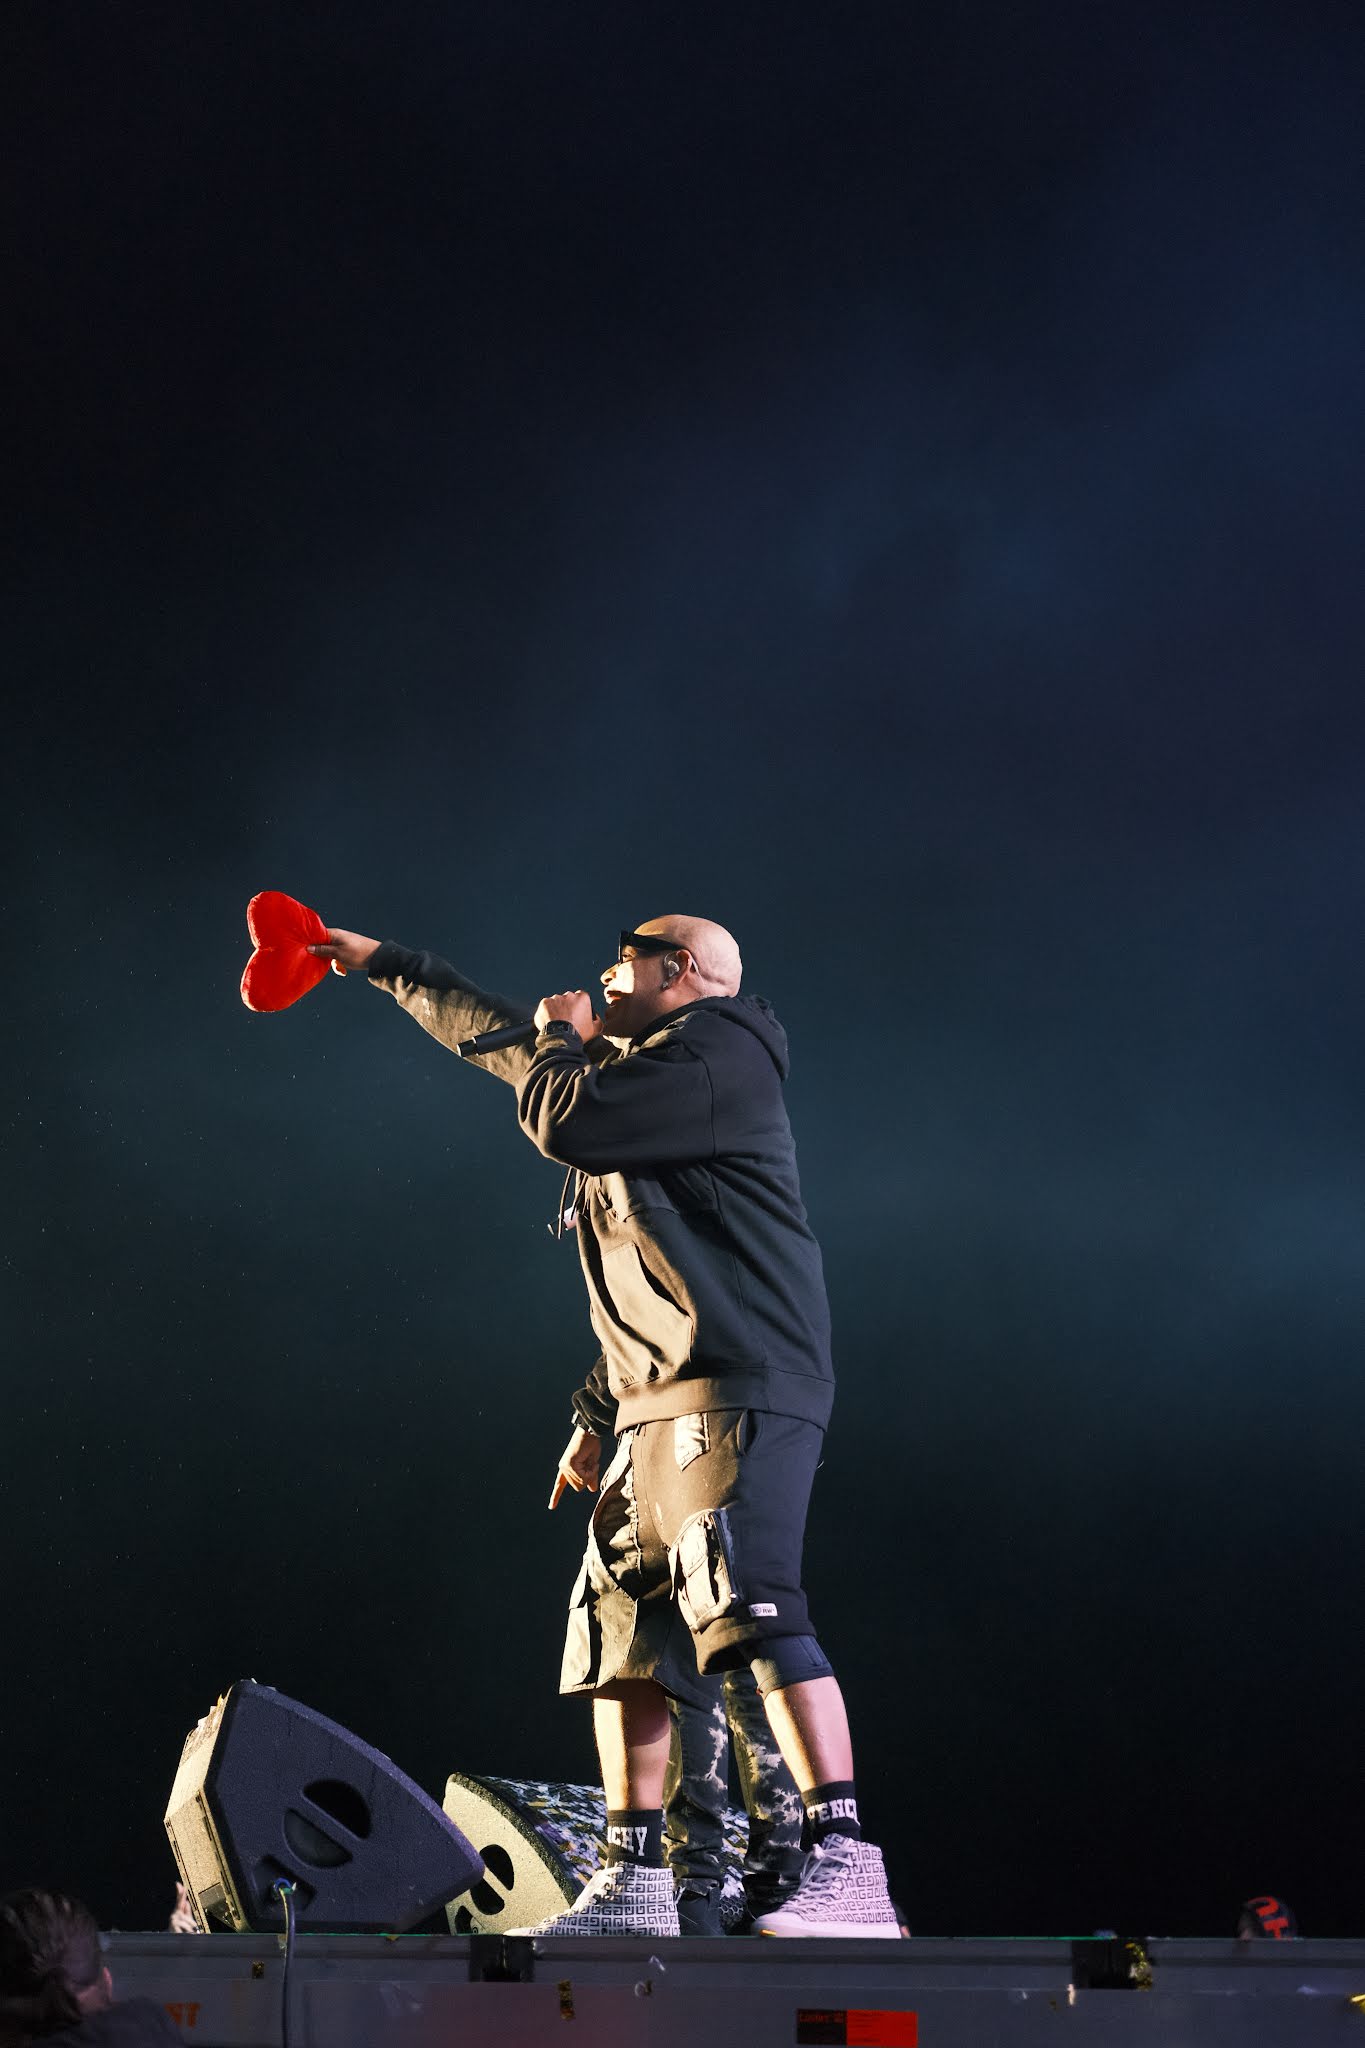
[106,1930,1365,2046]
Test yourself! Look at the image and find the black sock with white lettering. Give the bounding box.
[605,1808,664,1867]
[801,1780,862,1846]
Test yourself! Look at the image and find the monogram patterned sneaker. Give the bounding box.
[503,1862,680,1938]
[750,1836,901,1938]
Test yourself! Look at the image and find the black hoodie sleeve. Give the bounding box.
[365,941,537,1086]
[517,1028,716,1172]
[571,1355,619,1437]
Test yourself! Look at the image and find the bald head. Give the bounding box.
[599,913,744,1037]
[636,914,743,997]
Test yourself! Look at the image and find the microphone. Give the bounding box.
[455,1019,539,1058]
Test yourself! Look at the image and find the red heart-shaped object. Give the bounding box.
[241,891,331,1012]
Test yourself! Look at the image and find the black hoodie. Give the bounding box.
[28,2000,182,2047]
[367,945,834,1432]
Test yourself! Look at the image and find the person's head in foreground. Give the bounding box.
[0,1890,111,2042]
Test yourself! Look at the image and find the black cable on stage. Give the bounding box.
[271,1878,297,2048]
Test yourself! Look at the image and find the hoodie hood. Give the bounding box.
[698,994,790,1078]
[633,994,790,1078]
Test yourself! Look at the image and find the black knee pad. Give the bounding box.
[748,1635,834,1697]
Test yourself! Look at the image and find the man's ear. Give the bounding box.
[79,1966,113,2012]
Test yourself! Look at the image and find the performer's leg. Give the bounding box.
[592,1678,672,1809]
[662,1403,898,1940]
[663,1683,731,1933]
[760,1674,853,1789]
[500,1678,680,1937]
[724,1667,804,1924]
[742,1653,896,1935]
[501,1422,694,1938]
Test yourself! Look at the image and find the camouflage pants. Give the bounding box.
[663,1666,805,1914]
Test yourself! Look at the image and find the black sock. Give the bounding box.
[605,1808,664,1867]
[801,1780,862,1846]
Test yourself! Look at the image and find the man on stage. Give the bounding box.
[312,913,899,1939]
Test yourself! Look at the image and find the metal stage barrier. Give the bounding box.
[107,1930,1365,2046]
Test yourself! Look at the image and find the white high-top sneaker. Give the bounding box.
[503,1862,680,1938]
[750,1836,902,1938]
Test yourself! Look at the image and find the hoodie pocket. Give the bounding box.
[598,1241,694,1377]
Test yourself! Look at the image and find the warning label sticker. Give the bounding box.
[796,2009,918,2046]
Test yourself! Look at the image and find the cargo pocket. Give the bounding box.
[559,1555,598,1692]
[672,1508,743,1630]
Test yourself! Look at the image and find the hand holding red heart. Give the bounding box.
[240,892,332,1012]
[308,928,380,978]
[240,893,378,1011]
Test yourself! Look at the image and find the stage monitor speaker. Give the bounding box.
[164,1680,483,1934]
[442,1773,599,1933]
[442,1772,752,1932]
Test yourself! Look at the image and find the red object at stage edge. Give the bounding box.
[240,891,332,1012]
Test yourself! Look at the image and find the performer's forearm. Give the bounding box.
[367,941,537,1086]
[572,1354,619,1438]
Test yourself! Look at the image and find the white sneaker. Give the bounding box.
[502,1862,680,1938]
[750,1836,901,1938]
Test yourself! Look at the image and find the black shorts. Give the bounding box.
[559,1408,823,1711]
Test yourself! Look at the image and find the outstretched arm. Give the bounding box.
[310,927,538,1086]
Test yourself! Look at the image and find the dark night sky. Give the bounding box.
[5,1,1365,1938]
